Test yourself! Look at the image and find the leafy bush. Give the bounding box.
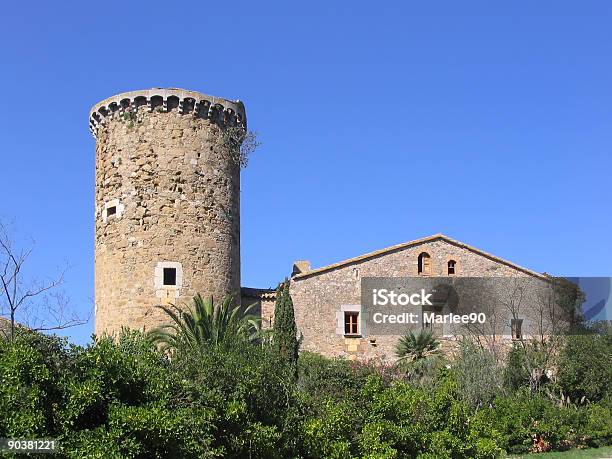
[479,393,612,454]
[1,328,610,457]
[356,375,503,458]
[557,333,612,402]
[173,341,302,458]
[453,341,504,408]
[0,329,219,458]
[58,331,176,432]
[302,398,355,458]
[503,343,530,391]
[63,404,217,458]
[0,330,74,437]
[298,352,391,405]
[584,401,612,447]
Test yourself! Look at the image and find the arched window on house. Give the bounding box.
[418,252,431,275]
[447,260,456,275]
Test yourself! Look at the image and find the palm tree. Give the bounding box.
[395,329,441,363]
[148,294,261,352]
[395,330,442,380]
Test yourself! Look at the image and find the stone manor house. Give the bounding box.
[246,233,551,361]
[90,88,552,361]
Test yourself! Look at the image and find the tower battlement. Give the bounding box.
[89,88,246,138]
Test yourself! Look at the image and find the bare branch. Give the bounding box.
[15,270,65,309]
[0,221,87,338]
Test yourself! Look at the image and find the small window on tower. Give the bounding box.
[448,260,456,275]
[344,311,360,336]
[107,206,117,217]
[163,267,177,286]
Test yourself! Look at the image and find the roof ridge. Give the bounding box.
[292,234,548,280]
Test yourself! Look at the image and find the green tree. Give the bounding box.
[273,280,300,368]
[395,329,440,362]
[172,341,302,458]
[503,343,529,391]
[454,341,504,409]
[148,294,261,352]
[557,332,612,402]
[0,329,220,457]
[395,329,442,381]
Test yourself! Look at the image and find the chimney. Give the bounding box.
[292,260,311,276]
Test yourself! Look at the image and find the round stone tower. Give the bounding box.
[90,88,245,336]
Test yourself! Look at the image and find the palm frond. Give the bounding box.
[147,294,262,352]
[395,329,441,362]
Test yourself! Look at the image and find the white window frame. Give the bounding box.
[336,304,362,337]
[102,198,125,222]
[154,261,183,300]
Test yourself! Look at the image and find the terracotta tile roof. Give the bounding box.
[292,233,549,281]
[241,287,276,300]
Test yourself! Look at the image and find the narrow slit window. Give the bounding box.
[344,311,359,336]
[418,252,431,275]
[163,267,177,286]
[107,206,117,217]
[422,317,433,331]
[511,318,523,340]
[448,260,456,275]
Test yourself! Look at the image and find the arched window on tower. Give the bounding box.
[418,252,431,275]
[447,260,456,275]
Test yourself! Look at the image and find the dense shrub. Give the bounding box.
[299,367,503,458]
[0,331,74,437]
[63,404,217,458]
[0,329,610,457]
[477,393,612,454]
[302,398,355,458]
[58,332,177,432]
[453,341,504,409]
[0,330,219,458]
[503,343,530,391]
[557,333,612,402]
[172,342,302,458]
[357,375,502,458]
[298,352,393,405]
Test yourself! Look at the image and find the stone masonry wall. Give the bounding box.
[289,237,547,361]
[94,91,242,336]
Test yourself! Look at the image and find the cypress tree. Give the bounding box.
[273,279,300,368]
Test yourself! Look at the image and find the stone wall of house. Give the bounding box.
[289,237,547,361]
[92,89,245,336]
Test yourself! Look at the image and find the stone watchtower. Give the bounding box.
[89,88,245,336]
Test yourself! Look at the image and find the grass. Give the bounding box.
[508,446,612,458]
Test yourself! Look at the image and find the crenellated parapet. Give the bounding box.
[89,87,247,138]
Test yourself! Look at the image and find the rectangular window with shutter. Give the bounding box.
[344,311,359,336]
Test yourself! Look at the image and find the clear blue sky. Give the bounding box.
[1,1,610,343]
